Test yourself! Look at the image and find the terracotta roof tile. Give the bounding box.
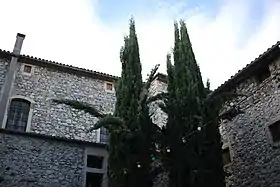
[0,49,119,81]
[1,41,279,89]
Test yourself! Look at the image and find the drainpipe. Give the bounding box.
[0,33,25,128]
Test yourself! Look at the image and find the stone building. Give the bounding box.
[0,33,117,187]
[145,40,280,187]
[216,41,280,187]
[1,33,280,187]
[0,33,168,187]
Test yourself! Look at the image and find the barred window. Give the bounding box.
[100,127,109,144]
[6,98,30,132]
[23,65,32,73]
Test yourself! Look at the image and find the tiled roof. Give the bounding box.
[154,41,280,93]
[0,49,119,82]
[1,41,279,88]
[155,72,168,83]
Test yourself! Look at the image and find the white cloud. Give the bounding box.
[0,0,279,89]
[185,0,280,89]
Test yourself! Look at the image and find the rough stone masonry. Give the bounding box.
[0,132,84,187]
[0,33,280,187]
[0,45,166,186]
[218,43,280,187]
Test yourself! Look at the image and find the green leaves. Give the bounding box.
[158,20,229,187]
[87,115,125,132]
[51,18,244,187]
[111,19,159,187]
[52,99,105,118]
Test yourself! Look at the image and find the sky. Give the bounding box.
[0,0,280,89]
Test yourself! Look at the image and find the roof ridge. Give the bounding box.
[213,41,280,93]
[0,48,119,80]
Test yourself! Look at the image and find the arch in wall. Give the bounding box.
[2,95,34,132]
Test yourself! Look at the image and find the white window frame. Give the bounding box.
[2,95,34,132]
[20,63,35,76]
[83,147,108,187]
[104,81,114,93]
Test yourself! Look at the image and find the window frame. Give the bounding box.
[87,155,104,169]
[99,127,109,144]
[222,143,233,167]
[222,147,232,167]
[2,96,34,132]
[104,81,114,93]
[83,147,108,187]
[20,63,35,76]
[267,117,280,146]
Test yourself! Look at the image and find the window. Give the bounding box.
[6,98,31,132]
[100,127,109,144]
[255,65,270,84]
[85,154,105,187]
[87,155,104,169]
[222,147,231,166]
[21,64,34,75]
[105,82,113,91]
[269,121,280,142]
[86,172,103,187]
[23,65,32,73]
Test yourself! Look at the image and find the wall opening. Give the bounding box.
[87,155,104,169]
[6,98,31,132]
[269,120,280,143]
[86,172,103,187]
[255,65,271,84]
[222,147,231,166]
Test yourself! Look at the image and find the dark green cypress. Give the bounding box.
[179,20,205,97]
[115,18,142,130]
[115,18,158,187]
[113,18,143,187]
[161,20,226,187]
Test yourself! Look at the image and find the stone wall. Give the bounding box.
[9,61,116,143]
[0,132,85,187]
[0,58,170,143]
[150,79,168,128]
[0,59,9,94]
[149,79,169,187]
[5,53,280,186]
[219,56,280,187]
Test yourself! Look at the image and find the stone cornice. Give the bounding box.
[0,128,107,148]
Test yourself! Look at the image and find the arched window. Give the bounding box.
[6,98,31,132]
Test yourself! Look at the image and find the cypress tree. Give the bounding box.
[111,18,160,187]
[115,18,142,130]
[52,18,159,187]
[113,18,144,187]
[159,20,226,187]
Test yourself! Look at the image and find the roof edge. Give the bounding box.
[212,41,280,95]
[0,49,119,82]
[0,128,107,148]
[155,72,168,83]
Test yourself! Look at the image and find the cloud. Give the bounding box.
[0,0,124,76]
[0,0,279,89]
[184,0,280,89]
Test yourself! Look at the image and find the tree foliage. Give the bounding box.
[153,20,228,187]
[52,18,244,187]
[53,18,160,187]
